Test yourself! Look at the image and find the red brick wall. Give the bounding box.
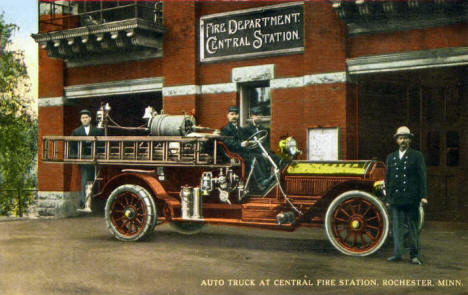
[270,83,352,159]
[66,59,163,86]
[38,48,64,98]
[38,106,81,192]
[163,1,198,86]
[349,23,467,58]
[197,92,238,130]
[163,95,197,116]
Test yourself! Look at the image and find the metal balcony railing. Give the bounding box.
[39,0,163,32]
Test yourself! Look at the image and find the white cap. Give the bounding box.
[393,126,414,138]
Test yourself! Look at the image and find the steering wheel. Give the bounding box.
[244,129,268,150]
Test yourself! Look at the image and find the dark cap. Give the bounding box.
[251,106,263,115]
[228,105,239,113]
[80,109,91,116]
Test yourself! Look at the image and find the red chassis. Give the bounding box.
[43,134,389,256]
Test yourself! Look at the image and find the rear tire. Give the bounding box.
[105,184,157,241]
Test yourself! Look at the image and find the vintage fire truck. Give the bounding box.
[43,103,402,256]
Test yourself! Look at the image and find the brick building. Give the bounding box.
[33,1,467,220]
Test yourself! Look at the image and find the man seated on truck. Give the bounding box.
[221,105,275,192]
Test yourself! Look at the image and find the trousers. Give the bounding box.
[391,205,421,259]
[80,165,95,205]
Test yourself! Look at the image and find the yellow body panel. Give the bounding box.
[286,161,372,176]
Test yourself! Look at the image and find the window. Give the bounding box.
[426,131,440,166]
[240,81,271,129]
[446,131,459,167]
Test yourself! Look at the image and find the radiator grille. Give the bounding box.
[285,176,355,195]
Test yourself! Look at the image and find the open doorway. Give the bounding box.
[356,66,467,221]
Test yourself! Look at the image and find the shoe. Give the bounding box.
[411,257,423,265]
[387,256,402,262]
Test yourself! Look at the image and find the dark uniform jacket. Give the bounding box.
[385,148,427,207]
[71,125,104,157]
[220,122,250,154]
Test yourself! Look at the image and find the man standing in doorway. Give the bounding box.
[72,109,104,211]
[386,126,428,265]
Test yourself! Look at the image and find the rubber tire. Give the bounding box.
[105,184,157,241]
[170,221,205,235]
[324,190,390,256]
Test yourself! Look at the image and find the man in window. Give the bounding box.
[72,109,104,211]
[386,126,428,265]
[221,106,274,192]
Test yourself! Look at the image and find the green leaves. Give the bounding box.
[0,13,37,216]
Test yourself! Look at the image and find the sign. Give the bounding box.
[308,127,340,161]
[200,2,304,63]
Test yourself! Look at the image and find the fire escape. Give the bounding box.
[330,0,466,35]
[32,1,165,64]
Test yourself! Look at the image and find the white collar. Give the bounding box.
[399,149,407,159]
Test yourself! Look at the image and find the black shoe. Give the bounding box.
[411,257,423,265]
[387,256,402,262]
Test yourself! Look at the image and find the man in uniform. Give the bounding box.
[385,126,427,265]
[221,106,273,192]
[72,109,104,211]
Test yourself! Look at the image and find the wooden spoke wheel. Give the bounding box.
[105,184,157,241]
[325,190,389,256]
[170,221,205,235]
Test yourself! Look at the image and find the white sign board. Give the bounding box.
[308,128,340,161]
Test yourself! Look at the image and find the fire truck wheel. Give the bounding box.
[324,190,390,256]
[170,221,205,235]
[105,184,157,241]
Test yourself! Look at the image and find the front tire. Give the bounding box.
[105,184,157,241]
[325,190,390,256]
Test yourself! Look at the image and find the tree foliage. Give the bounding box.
[0,13,38,216]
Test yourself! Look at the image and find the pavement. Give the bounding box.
[0,216,467,295]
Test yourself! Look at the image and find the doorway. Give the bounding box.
[357,66,467,221]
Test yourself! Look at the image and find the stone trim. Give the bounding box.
[232,64,276,83]
[201,83,237,94]
[38,97,66,107]
[271,72,347,89]
[163,71,347,97]
[37,191,80,218]
[347,47,468,75]
[162,85,201,97]
[65,77,164,99]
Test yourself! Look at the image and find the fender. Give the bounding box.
[99,172,180,217]
[301,179,376,220]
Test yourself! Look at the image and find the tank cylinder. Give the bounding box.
[192,187,203,220]
[149,114,196,136]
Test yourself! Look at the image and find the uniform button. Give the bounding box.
[396,168,399,170]
[403,189,406,192]
[404,167,407,170]
[396,189,399,192]
[404,174,406,177]
[403,181,407,184]
[396,175,399,178]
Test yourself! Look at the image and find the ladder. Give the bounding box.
[42,135,236,168]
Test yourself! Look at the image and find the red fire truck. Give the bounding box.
[42,103,401,256]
